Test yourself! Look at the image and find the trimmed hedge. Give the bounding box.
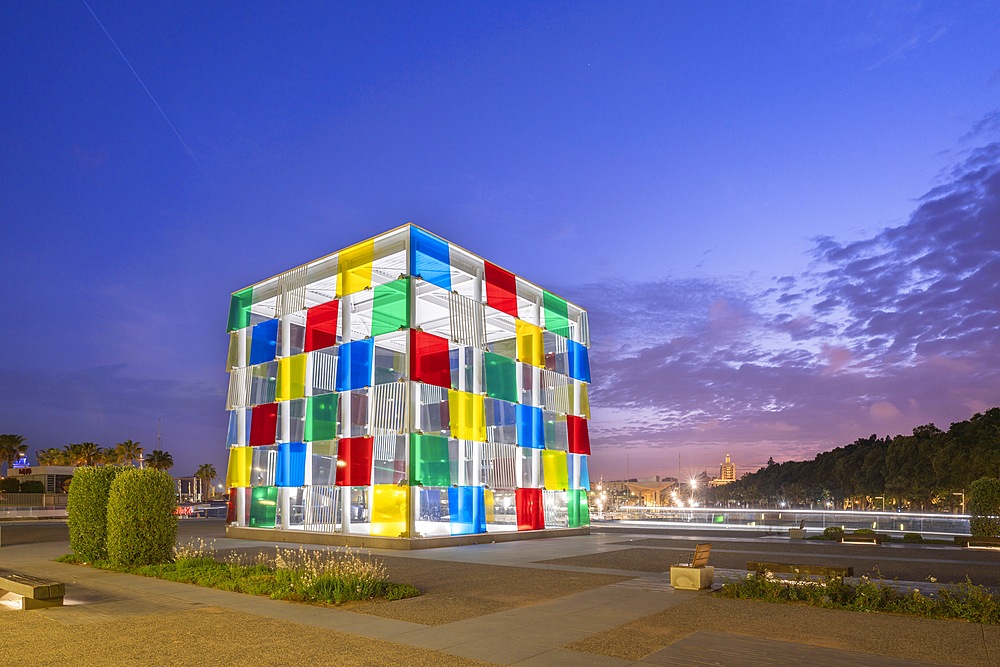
[20,480,45,493]
[66,466,125,561]
[969,477,1000,538]
[106,468,178,566]
[0,477,20,492]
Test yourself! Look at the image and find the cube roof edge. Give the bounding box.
[228,222,587,312]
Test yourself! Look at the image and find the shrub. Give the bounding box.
[66,465,125,561]
[903,533,923,543]
[0,477,20,492]
[106,468,178,566]
[19,480,45,493]
[822,526,845,540]
[853,528,876,535]
[969,477,1000,538]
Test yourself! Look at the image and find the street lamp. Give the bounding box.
[953,492,965,515]
[875,496,885,512]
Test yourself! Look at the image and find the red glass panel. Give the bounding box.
[305,299,340,352]
[567,415,591,455]
[226,487,250,524]
[515,487,545,530]
[249,403,278,446]
[484,261,518,318]
[410,329,451,389]
[335,436,373,486]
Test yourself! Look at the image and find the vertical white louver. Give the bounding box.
[276,265,308,317]
[449,291,486,348]
[482,442,517,489]
[226,366,251,410]
[371,382,408,435]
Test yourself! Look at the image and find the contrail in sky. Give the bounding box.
[80,0,203,171]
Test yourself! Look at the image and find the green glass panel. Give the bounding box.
[542,290,570,338]
[568,489,590,527]
[249,485,278,528]
[305,393,338,442]
[227,287,253,332]
[411,433,450,487]
[484,351,518,402]
[371,277,410,337]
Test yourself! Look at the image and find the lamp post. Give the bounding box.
[689,478,698,508]
[953,492,965,515]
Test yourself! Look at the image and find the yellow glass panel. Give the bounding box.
[542,450,569,491]
[226,446,251,488]
[516,320,544,368]
[336,239,375,297]
[576,382,591,419]
[449,390,486,441]
[371,484,409,537]
[484,488,494,523]
[276,354,306,402]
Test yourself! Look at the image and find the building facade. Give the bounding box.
[223,225,592,540]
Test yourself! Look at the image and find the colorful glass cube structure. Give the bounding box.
[224,224,592,539]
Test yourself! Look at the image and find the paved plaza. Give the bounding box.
[0,520,997,666]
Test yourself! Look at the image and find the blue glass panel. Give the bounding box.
[249,319,279,365]
[516,404,544,449]
[570,453,591,490]
[226,410,251,447]
[448,485,486,535]
[567,340,591,383]
[336,338,374,391]
[410,227,452,292]
[276,442,307,487]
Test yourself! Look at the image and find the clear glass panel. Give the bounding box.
[310,440,338,486]
[278,321,306,357]
[543,490,569,527]
[543,410,568,452]
[374,340,406,385]
[310,347,338,395]
[339,387,370,439]
[279,398,306,443]
[250,361,277,406]
[481,442,517,489]
[485,398,518,445]
[302,485,340,533]
[449,439,476,487]
[415,487,451,536]
[413,382,450,435]
[251,445,277,486]
[372,435,407,485]
[543,331,568,375]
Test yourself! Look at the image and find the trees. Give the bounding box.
[0,434,27,476]
[115,439,143,467]
[195,463,218,501]
[68,442,102,467]
[146,450,174,472]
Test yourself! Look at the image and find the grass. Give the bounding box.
[57,539,420,605]
[716,569,1000,624]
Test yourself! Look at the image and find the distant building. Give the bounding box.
[709,454,737,488]
[10,465,74,493]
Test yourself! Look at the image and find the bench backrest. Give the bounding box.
[690,543,711,567]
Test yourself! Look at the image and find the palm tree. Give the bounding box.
[67,442,101,467]
[147,449,174,472]
[195,463,218,501]
[36,447,67,466]
[0,434,27,476]
[115,439,143,467]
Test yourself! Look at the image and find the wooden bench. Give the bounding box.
[747,561,853,580]
[839,532,886,545]
[670,543,714,590]
[954,536,1000,549]
[0,571,65,609]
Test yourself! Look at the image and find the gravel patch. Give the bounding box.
[566,594,1000,666]
[0,606,488,666]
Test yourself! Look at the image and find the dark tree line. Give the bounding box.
[710,408,1000,511]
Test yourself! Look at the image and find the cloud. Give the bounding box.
[574,133,1000,473]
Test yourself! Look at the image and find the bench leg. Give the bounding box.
[21,596,63,610]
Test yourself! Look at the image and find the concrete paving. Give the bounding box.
[1,520,996,665]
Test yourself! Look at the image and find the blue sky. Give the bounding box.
[2,1,999,480]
